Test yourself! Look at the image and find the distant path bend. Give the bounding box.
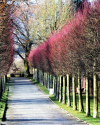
[1,77,88,125]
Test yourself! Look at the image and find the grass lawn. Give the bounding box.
[28,77,49,95]
[28,77,100,125]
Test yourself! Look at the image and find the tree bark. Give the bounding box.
[0,79,2,98]
[72,74,77,110]
[48,73,50,90]
[54,76,57,97]
[24,60,30,77]
[44,72,46,88]
[86,72,90,116]
[93,73,98,118]
[56,76,59,100]
[78,72,84,112]
[59,75,62,102]
[53,76,55,95]
[67,74,71,107]
[62,76,66,104]
[35,69,37,81]
[33,68,34,79]
[41,71,43,85]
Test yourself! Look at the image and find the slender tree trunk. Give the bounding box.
[93,73,98,118]
[39,70,40,83]
[33,68,35,80]
[78,72,84,112]
[73,74,77,110]
[67,74,71,107]
[53,76,55,95]
[46,73,48,88]
[48,73,50,90]
[42,72,44,86]
[24,60,30,77]
[0,79,2,98]
[54,76,57,97]
[56,76,59,100]
[5,75,7,83]
[59,75,62,102]
[2,77,4,93]
[33,68,34,79]
[44,72,46,88]
[62,76,66,104]
[37,69,39,82]
[41,71,43,85]
[86,72,90,116]
[4,76,6,90]
[35,69,37,81]
[49,74,53,88]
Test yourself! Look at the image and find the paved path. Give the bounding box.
[1,77,88,125]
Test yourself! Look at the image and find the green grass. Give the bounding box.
[28,77,49,95]
[0,83,8,121]
[49,94,100,125]
[28,77,100,125]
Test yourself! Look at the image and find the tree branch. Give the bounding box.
[14,50,25,61]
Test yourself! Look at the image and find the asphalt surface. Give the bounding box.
[1,77,89,125]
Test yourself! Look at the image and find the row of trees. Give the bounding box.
[0,1,14,95]
[0,1,14,78]
[28,0,100,118]
[10,0,73,76]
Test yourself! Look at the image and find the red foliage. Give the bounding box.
[28,0,100,75]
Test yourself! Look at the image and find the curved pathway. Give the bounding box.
[1,77,89,125]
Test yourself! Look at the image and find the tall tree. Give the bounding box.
[11,1,37,76]
[0,1,14,78]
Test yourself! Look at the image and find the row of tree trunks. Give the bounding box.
[33,69,99,118]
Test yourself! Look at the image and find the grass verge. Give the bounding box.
[28,77,100,125]
[28,77,49,95]
[0,83,8,122]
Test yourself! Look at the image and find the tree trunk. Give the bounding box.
[53,76,55,95]
[44,72,46,88]
[72,74,77,110]
[42,72,44,86]
[37,69,39,82]
[35,69,37,81]
[24,60,30,77]
[33,68,34,79]
[86,72,90,116]
[48,73,50,90]
[4,76,6,90]
[67,74,71,107]
[54,76,57,97]
[93,73,98,118]
[0,79,2,98]
[41,71,43,85]
[78,72,84,112]
[62,76,66,104]
[59,75,62,102]
[56,76,59,100]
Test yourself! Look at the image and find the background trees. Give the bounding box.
[11,1,37,76]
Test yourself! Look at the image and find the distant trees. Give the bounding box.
[30,0,72,42]
[11,1,37,76]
